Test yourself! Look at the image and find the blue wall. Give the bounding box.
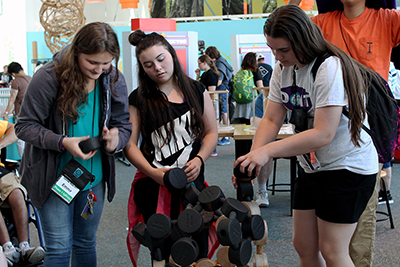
[26,18,267,76]
[177,18,267,65]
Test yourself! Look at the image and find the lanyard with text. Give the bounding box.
[51,159,95,208]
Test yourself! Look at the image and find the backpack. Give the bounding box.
[232,69,257,104]
[312,54,400,163]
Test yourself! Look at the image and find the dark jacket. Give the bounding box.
[15,50,132,209]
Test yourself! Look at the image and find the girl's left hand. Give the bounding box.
[184,157,202,183]
[102,126,119,153]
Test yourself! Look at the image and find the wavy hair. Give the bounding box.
[264,5,384,146]
[55,22,120,123]
[128,29,205,152]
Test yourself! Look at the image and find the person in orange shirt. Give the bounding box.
[288,1,400,266]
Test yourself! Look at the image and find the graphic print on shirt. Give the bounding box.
[280,85,313,112]
[258,65,270,79]
[358,37,379,62]
[152,110,193,168]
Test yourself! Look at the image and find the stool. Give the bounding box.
[376,171,395,229]
[267,157,297,216]
[267,158,291,195]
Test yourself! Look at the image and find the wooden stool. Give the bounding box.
[376,170,395,229]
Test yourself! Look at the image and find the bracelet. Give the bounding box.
[195,155,204,166]
[59,136,66,151]
[4,112,8,115]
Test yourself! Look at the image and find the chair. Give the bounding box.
[0,148,45,266]
[376,170,395,229]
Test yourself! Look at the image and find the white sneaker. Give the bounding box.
[255,190,269,207]
[3,245,20,267]
[20,243,45,263]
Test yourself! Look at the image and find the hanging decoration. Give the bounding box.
[39,0,86,54]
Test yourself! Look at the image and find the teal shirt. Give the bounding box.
[57,82,103,191]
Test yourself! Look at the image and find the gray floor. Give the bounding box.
[29,139,400,266]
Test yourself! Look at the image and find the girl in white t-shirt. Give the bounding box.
[233,5,379,267]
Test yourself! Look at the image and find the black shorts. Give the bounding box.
[293,167,377,223]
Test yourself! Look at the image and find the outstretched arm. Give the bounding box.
[0,122,18,149]
[235,97,343,178]
[2,89,18,121]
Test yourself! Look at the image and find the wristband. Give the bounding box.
[195,155,204,166]
[59,136,66,151]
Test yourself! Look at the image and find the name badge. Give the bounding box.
[51,159,94,205]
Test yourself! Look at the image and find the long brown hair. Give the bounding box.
[56,22,120,123]
[199,54,220,78]
[128,29,205,152]
[264,5,384,146]
[241,52,258,72]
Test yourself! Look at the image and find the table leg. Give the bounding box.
[235,140,253,159]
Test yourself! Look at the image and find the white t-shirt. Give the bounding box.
[269,56,378,175]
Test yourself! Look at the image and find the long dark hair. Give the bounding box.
[264,5,384,146]
[55,22,120,123]
[128,30,205,152]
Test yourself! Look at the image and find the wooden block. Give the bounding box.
[252,253,268,267]
[196,258,215,266]
[216,246,235,267]
[243,201,261,215]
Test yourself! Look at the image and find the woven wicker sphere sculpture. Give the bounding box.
[39,0,86,54]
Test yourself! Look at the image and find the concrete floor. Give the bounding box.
[29,139,400,266]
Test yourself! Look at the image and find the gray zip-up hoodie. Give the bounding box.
[15,50,132,209]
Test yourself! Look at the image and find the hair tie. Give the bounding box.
[195,155,204,166]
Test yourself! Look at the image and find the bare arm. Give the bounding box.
[0,122,18,149]
[2,89,18,121]
[184,90,218,181]
[207,85,216,91]
[235,101,343,177]
[123,105,169,185]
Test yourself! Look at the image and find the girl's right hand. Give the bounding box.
[152,167,172,186]
[62,136,97,160]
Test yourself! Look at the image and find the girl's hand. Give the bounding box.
[233,147,270,178]
[63,136,97,160]
[232,175,254,190]
[102,126,119,153]
[232,175,238,189]
[184,157,202,183]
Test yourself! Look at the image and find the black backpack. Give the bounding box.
[311,54,400,163]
